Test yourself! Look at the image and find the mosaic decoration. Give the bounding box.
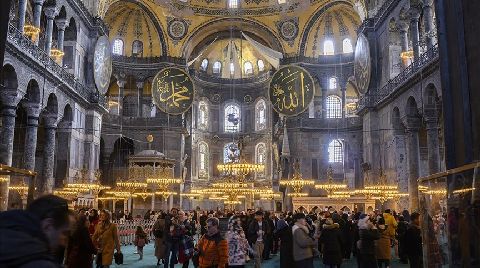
[167,17,189,44]
[275,17,299,47]
[133,10,143,39]
[152,67,194,115]
[354,33,371,95]
[142,13,154,56]
[116,10,134,37]
[324,13,334,37]
[334,11,349,36]
[93,36,113,95]
[269,65,315,116]
[244,94,253,104]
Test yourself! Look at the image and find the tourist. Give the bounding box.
[200,210,208,235]
[375,217,391,268]
[396,215,409,264]
[88,209,99,236]
[226,215,250,268]
[92,209,121,268]
[357,214,380,268]
[66,214,97,268]
[292,212,318,268]
[383,209,397,245]
[153,212,167,266]
[164,208,180,268]
[247,210,269,268]
[263,211,274,260]
[274,215,294,268]
[134,226,148,260]
[196,217,228,268]
[341,213,354,259]
[405,212,423,268]
[0,195,71,267]
[319,217,343,268]
[178,210,194,268]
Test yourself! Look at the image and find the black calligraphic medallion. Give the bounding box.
[152,67,194,115]
[354,33,371,95]
[269,65,315,116]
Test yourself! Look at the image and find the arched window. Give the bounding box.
[328,139,343,163]
[326,95,342,118]
[224,104,240,132]
[228,0,239,8]
[224,142,239,163]
[342,38,353,53]
[229,62,235,76]
[198,142,209,179]
[198,101,209,130]
[323,40,335,55]
[132,40,143,57]
[255,99,267,131]
[213,61,222,74]
[112,39,123,55]
[255,143,266,178]
[244,61,253,75]
[257,60,265,72]
[329,77,337,89]
[200,59,208,71]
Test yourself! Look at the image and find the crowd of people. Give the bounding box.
[0,194,447,268]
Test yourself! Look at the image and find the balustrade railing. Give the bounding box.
[113,219,156,246]
[7,23,106,109]
[281,53,354,65]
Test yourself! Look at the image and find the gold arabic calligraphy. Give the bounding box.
[153,68,194,114]
[270,67,313,115]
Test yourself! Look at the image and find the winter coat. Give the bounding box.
[357,219,380,256]
[319,222,343,265]
[274,223,294,268]
[292,223,317,261]
[226,230,249,265]
[375,226,392,260]
[404,224,422,258]
[153,218,166,259]
[92,222,119,265]
[247,220,269,244]
[66,225,96,268]
[0,210,60,267]
[383,213,398,238]
[197,232,228,268]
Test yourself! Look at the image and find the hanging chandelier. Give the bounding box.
[23,24,40,41]
[315,166,348,194]
[279,159,315,197]
[66,169,110,194]
[363,168,398,192]
[8,180,29,198]
[217,138,264,181]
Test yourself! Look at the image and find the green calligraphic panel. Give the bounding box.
[152,67,194,115]
[269,65,315,116]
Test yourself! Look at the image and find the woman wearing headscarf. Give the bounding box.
[226,215,250,268]
[274,214,294,268]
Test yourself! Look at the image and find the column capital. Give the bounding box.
[43,5,57,19]
[409,8,421,21]
[23,103,41,118]
[43,113,58,129]
[55,18,68,30]
[424,117,439,130]
[136,81,144,89]
[423,0,434,7]
[0,91,21,108]
[117,80,126,88]
[397,21,409,32]
[401,115,422,132]
[33,0,45,6]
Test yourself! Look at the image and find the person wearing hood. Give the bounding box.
[292,213,318,268]
[274,215,294,268]
[357,214,380,268]
[226,215,250,268]
[0,195,71,267]
[375,217,392,268]
[196,217,228,268]
[319,218,343,268]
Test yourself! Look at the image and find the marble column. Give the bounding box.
[136,81,144,117]
[42,113,57,193]
[423,0,435,49]
[18,0,28,33]
[402,116,421,211]
[32,0,45,45]
[341,86,346,118]
[397,21,410,68]
[55,18,68,52]
[117,79,126,116]
[409,8,421,60]
[23,103,40,203]
[43,5,57,57]
[0,93,20,211]
[425,118,440,174]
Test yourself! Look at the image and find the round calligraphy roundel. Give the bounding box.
[269,65,315,117]
[152,67,194,115]
[354,33,371,95]
[93,36,112,95]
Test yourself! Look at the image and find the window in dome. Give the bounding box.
[132,40,143,57]
[112,39,123,55]
[213,61,222,74]
[198,101,209,130]
[224,104,240,133]
[198,142,209,179]
[200,59,209,71]
[323,40,335,55]
[255,99,267,131]
[328,139,344,163]
[230,62,235,76]
[228,0,239,8]
[326,95,342,119]
[329,77,337,89]
[258,60,265,72]
[244,61,253,75]
[343,38,353,53]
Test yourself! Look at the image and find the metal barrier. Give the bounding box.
[113,219,156,246]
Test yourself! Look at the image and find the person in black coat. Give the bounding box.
[340,213,353,259]
[319,218,343,268]
[404,212,423,268]
[274,217,294,268]
[396,215,409,264]
[357,214,380,268]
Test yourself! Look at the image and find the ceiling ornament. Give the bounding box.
[167,17,190,44]
[244,94,253,104]
[275,17,299,47]
[211,93,221,103]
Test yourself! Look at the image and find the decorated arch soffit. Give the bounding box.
[99,0,365,58]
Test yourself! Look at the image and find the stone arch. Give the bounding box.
[405,96,420,117]
[57,6,67,20]
[45,93,58,115]
[24,79,41,104]
[54,104,73,187]
[61,103,73,122]
[64,17,77,42]
[392,106,404,132]
[2,64,18,91]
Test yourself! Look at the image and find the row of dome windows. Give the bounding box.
[200,59,265,75]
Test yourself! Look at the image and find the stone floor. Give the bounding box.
[118,243,409,267]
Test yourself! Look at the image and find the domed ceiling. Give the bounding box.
[104,1,164,57]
